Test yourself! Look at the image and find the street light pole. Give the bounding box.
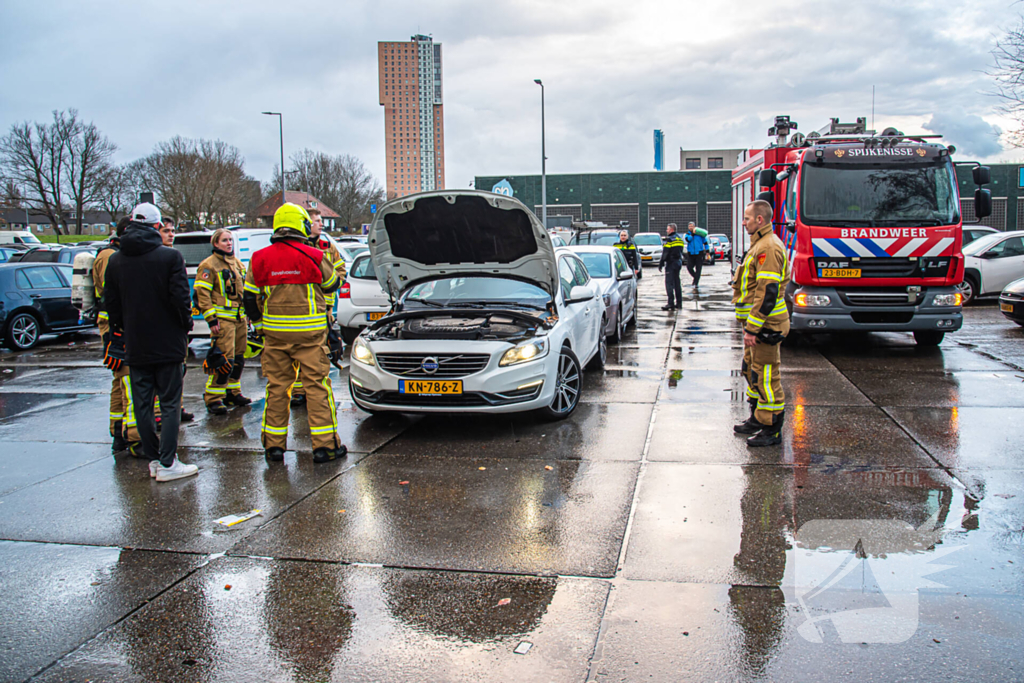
[534,79,546,230]
[262,112,285,204]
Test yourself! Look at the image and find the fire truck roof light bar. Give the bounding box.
[810,134,944,144]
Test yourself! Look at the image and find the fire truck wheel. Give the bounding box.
[913,330,945,346]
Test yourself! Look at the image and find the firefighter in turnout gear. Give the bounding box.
[289,208,346,408]
[614,230,641,279]
[732,200,789,447]
[243,202,346,464]
[194,229,251,414]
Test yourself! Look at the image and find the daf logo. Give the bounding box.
[421,357,439,374]
[816,260,850,269]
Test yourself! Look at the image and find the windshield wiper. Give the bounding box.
[403,297,446,308]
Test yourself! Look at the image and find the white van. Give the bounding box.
[0,231,43,246]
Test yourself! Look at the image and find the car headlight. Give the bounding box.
[932,293,962,307]
[795,293,831,307]
[499,339,549,367]
[351,337,375,366]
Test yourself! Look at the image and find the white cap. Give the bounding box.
[131,202,162,225]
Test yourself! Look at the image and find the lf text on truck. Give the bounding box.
[731,116,992,346]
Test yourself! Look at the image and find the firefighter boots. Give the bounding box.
[747,411,785,448]
[733,400,761,435]
[265,447,285,462]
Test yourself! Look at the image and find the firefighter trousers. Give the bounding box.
[260,332,339,451]
[100,319,158,442]
[205,317,247,405]
[742,341,785,426]
[291,313,335,398]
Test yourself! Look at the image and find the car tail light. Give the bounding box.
[338,282,351,299]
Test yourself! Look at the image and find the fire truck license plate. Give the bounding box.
[821,268,861,278]
[399,380,462,395]
[366,312,385,321]
[1001,302,1014,313]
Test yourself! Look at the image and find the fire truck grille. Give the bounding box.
[852,258,919,278]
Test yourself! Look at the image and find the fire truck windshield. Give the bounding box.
[800,162,959,227]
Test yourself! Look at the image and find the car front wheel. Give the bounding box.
[957,275,978,305]
[5,312,41,350]
[537,347,582,421]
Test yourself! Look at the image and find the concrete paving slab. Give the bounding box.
[0,366,111,394]
[0,541,202,683]
[580,371,660,404]
[659,369,870,406]
[0,393,91,423]
[886,406,1024,470]
[0,447,354,553]
[378,403,652,462]
[823,343,1011,373]
[623,463,957,584]
[843,369,1024,407]
[34,557,608,683]
[0,441,109,496]
[238,455,639,577]
[603,345,668,370]
[587,580,1024,683]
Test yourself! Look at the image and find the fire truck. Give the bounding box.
[731,116,992,345]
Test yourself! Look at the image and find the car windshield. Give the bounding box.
[963,232,1007,256]
[340,246,368,261]
[633,234,662,246]
[403,276,549,308]
[801,161,959,226]
[350,255,377,280]
[578,253,613,278]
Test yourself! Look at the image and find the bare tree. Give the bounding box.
[992,20,1024,148]
[66,119,117,233]
[96,160,145,223]
[0,111,74,234]
[287,150,385,231]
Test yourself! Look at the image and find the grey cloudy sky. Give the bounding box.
[1,0,1019,193]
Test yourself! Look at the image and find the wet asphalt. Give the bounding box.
[1,266,1023,682]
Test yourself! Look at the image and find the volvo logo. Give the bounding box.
[421,357,439,374]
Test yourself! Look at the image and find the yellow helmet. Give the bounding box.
[273,202,312,237]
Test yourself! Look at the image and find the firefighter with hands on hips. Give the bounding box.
[194,228,251,415]
[243,202,347,464]
[289,207,345,408]
[732,200,790,447]
[614,229,641,279]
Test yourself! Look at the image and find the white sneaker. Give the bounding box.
[149,460,159,478]
[155,457,199,482]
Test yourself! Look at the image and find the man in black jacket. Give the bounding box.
[105,203,198,482]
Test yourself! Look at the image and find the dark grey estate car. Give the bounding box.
[0,263,93,350]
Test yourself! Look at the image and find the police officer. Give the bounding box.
[658,223,685,310]
[194,228,251,414]
[614,229,641,279]
[94,217,143,455]
[243,203,346,464]
[732,200,790,447]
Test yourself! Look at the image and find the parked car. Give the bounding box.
[0,263,94,350]
[334,240,370,275]
[0,247,21,263]
[999,276,1024,326]
[960,230,1024,304]
[9,245,98,264]
[571,245,637,342]
[336,253,390,343]
[0,231,43,246]
[963,226,998,247]
[632,232,664,265]
[708,234,731,261]
[349,190,605,420]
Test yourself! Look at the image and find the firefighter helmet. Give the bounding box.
[273,202,312,237]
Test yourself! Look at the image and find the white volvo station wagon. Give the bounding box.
[348,190,606,420]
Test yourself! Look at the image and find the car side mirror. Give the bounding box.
[980,250,998,259]
[616,271,633,281]
[567,285,595,303]
[974,188,992,219]
[973,166,991,186]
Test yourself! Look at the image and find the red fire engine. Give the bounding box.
[731,116,992,345]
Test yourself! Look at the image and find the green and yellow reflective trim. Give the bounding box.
[204,375,227,395]
[97,311,109,321]
[322,270,338,290]
[121,376,136,429]
[757,271,783,282]
[260,312,328,333]
[194,279,214,292]
[243,281,261,294]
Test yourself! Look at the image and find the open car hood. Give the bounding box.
[368,191,559,299]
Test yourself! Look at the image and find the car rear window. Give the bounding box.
[21,250,58,262]
[172,236,214,267]
[633,234,663,246]
[350,255,377,280]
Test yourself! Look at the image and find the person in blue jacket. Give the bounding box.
[684,222,709,287]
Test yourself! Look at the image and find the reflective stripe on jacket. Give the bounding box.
[659,234,685,267]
